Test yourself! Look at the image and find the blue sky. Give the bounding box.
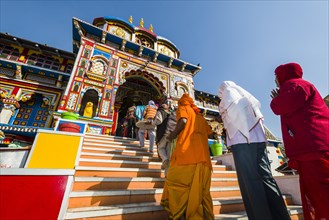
[1,1,328,138]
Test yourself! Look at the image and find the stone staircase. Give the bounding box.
[65,133,303,220]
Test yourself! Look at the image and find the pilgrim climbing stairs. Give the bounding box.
[64,133,303,220]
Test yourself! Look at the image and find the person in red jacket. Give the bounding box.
[270,62,329,220]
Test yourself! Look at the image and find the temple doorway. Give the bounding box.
[79,89,98,118]
[113,70,166,137]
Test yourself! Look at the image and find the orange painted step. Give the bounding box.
[68,187,241,208]
[72,177,165,191]
[75,166,164,178]
[78,159,162,169]
[82,147,157,157]
[82,142,151,152]
[73,211,168,220]
[65,202,167,220]
[78,158,231,171]
[72,177,239,191]
[80,152,162,162]
[75,166,237,179]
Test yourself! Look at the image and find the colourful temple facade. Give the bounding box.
[1,16,299,219]
[0,16,216,135]
[0,16,215,219]
[57,16,205,135]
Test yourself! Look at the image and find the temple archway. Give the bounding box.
[113,70,166,136]
[79,89,98,118]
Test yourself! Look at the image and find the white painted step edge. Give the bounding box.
[83,142,152,151]
[80,152,221,164]
[65,202,162,219]
[79,158,228,168]
[214,205,303,219]
[75,166,236,173]
[80,152,160,160]
[74,177,238,182]
[69,187,241,197]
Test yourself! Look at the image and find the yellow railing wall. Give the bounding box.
[26,131,82,169]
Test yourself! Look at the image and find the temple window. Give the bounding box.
[65,64,73,74]
[0,44,20,61]
[89,60,106,75]
[27,54,60,71]
[135,35,153,49]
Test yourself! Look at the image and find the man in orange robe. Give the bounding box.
[161,94,214,220]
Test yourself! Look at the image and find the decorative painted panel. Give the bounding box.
[13,93,49,127]
[0,85,14,97]
[88,125,102,134]
[82,48,91,59]
[25,74,57,85]
[158,44,174,57]
[79,58,88,68]
[77,68,85,77]
[107,68,116,85]
[104,89,112,100]
[92,49,111,60]
[108,25,132,41]
[66,93,78,110]
[0,67,15,77]
[110,58,117,67]
[72,82,81,92]
[135,34,153,49]
[100,100,110,116]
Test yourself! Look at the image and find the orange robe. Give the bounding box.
[161,94,214,220]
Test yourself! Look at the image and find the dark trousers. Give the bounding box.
[127,118,136,138]
[231,142,291,220]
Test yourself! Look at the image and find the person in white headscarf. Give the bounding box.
[218,81,290,220]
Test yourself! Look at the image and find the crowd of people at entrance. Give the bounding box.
[114,62,328,220]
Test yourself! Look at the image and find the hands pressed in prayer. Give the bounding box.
[270,88,279,99]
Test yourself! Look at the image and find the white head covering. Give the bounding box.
[218,81,263,142]
[147,100,157,109]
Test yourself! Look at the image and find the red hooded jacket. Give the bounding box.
[270,63,329,158]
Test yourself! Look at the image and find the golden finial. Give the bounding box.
[140,18,144,28]
[149,24,153,32]
[128,16,133,24]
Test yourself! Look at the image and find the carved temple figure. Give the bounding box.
[83,102,94,118]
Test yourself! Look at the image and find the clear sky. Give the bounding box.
[1,0,328,138]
